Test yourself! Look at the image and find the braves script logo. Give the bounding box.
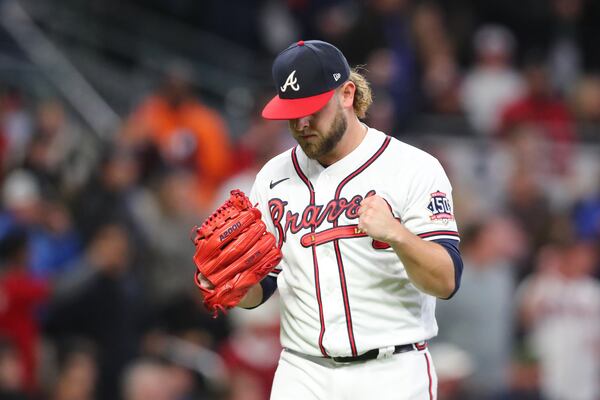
[268,190,376,244]
[280,70,300,92]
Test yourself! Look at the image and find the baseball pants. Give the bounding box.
[270,347,437,400]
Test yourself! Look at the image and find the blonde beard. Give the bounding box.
[294,106,348,160]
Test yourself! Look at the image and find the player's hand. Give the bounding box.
[196,272,214,289]
[357,195,403,243]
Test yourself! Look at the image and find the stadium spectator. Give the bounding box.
[0,86,32,170]
[121,359,175,400]
[136,169,206,304]
[23,100,94,197]
[45,223,147,400]
[0,227,50,393]
[570,75,600,123]
[546,0,585,94]
[336,0,420,129]
[412,2,462,115]
[218,299,281,400]
[499,55,576,174]
[70,147,147,246]
[505,167,554,258]
[517,241,600,400]
[572,188,600,245]
[50,338,98,400]
[0,170,82,279]
[0,338,28,400]
[121,64,233,216]
[460,24,525,135]
[436,218,526,399]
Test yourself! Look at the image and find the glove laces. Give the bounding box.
[192,190,250,242]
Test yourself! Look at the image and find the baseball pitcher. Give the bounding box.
[192,40,463,400]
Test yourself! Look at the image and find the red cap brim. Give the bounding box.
[261,90,335,120]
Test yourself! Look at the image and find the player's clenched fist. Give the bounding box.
[357,195,403,244]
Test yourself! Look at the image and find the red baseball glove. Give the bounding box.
[191,189,281,316]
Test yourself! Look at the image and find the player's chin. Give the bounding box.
[299,142,321,159]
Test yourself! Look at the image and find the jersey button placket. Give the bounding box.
[314,172,350,355]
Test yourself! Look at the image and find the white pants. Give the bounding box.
[270,348,437,400]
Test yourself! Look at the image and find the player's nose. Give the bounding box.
[292,115,312,131]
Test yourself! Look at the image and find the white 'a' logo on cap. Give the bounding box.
[280,70,300,92]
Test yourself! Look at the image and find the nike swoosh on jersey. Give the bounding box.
[269,178,290,189]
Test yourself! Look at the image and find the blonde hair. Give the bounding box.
[349,68,373,119]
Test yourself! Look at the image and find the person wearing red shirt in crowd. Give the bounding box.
[218,304,281,400]
[498,55,576,174]
[0,227,50,394]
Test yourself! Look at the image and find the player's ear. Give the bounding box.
[338,81,356,109]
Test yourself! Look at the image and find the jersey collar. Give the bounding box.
[295,126,388,180]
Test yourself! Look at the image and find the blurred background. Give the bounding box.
[0,0,598,399]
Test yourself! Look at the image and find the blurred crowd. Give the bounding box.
[0,68,290,400]
[0,0,599,399]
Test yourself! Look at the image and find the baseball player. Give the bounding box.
[205,40,463,399]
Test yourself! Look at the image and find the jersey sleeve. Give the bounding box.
[400,158,460,242]
[249,172,283,278]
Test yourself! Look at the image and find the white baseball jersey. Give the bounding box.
[250,127,459,358]
[518,274,600,400]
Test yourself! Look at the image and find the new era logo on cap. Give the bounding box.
[262,40,351,120]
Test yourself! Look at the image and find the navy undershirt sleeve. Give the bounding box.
[432,238,463,300]
[242,275,278,309]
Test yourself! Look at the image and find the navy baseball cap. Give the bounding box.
[262,40,350,120]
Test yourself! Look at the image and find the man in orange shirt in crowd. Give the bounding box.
[123,64,233,214]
